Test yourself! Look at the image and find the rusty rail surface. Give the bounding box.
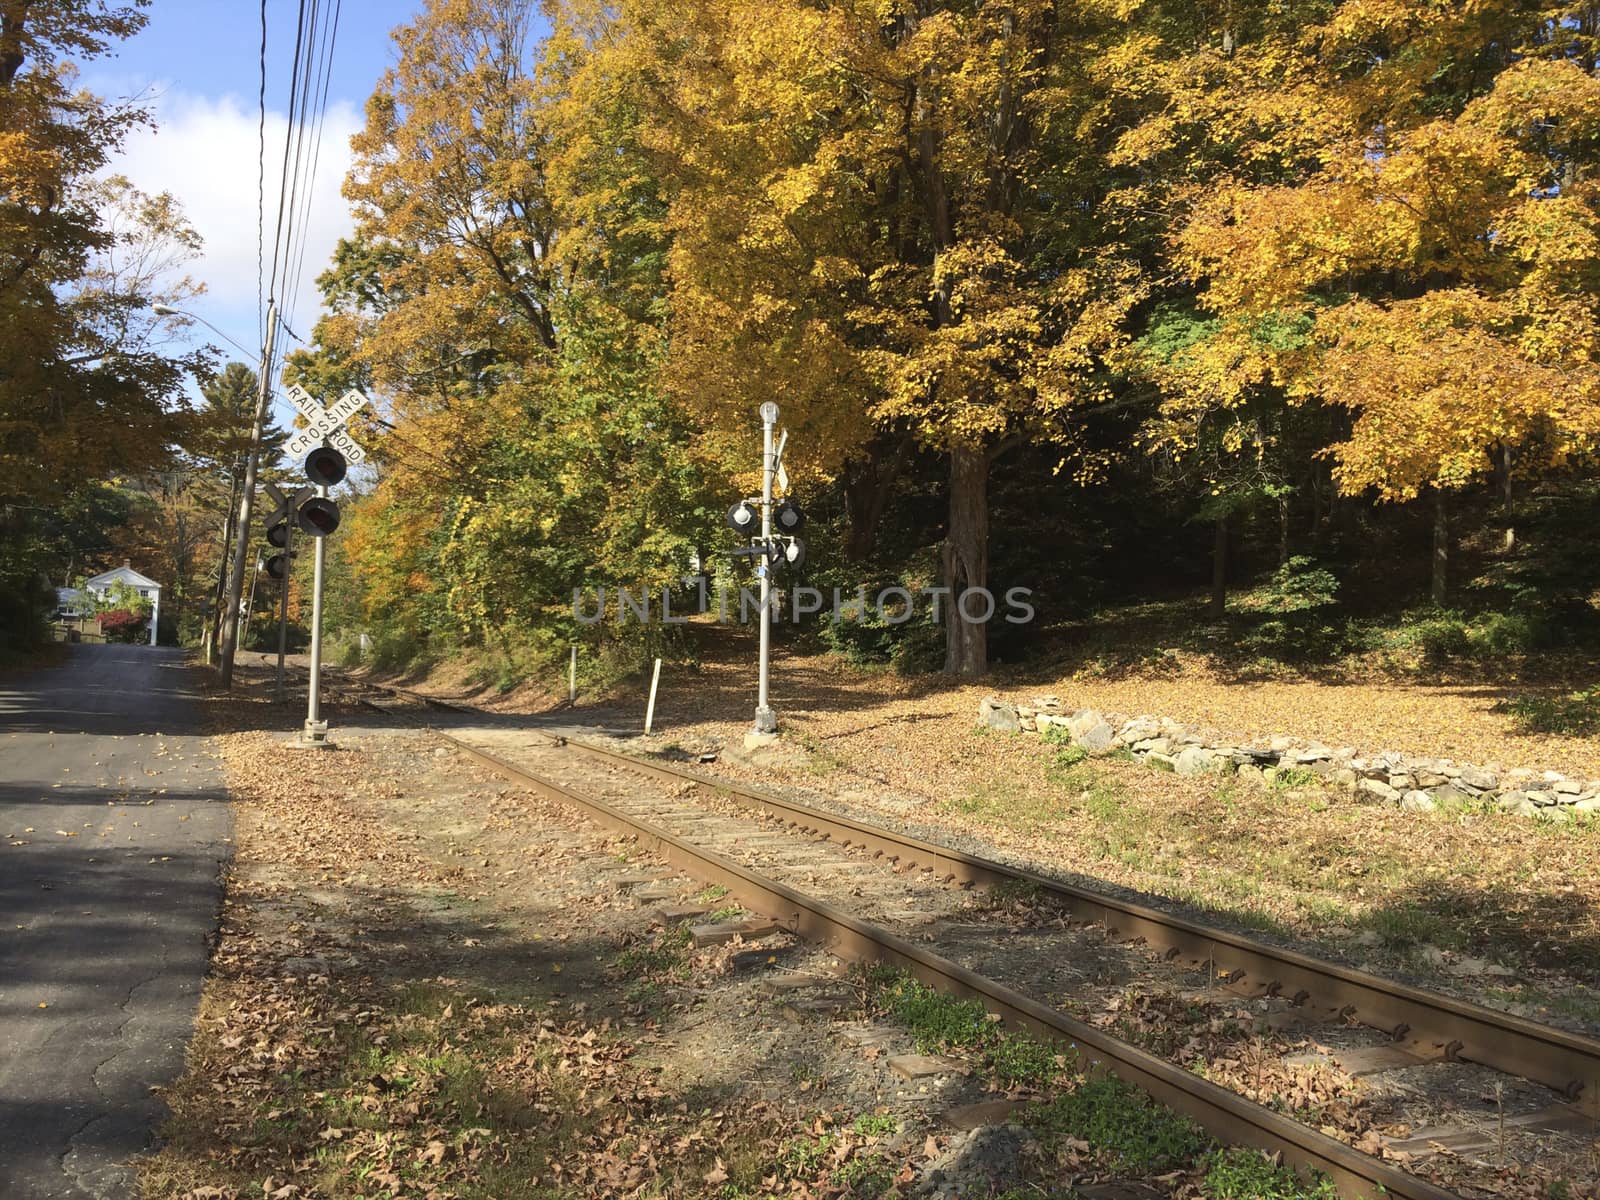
[424,728,1463,1200]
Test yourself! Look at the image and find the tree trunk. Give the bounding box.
[842,436,912,562]
[1501,444,1515,553]
[1431,489,1449,606]
[1210,514,1227,618]
[943,446,989,677]
[1278,494,1290,566]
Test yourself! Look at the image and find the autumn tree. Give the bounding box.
[607,0,1147,675]
[288,0,714,666]
[1,1,208,647]
[1162,4,1600,603]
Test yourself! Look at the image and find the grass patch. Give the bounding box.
[1500,687,1600,736]
[1270,766,1322,791]
[1026,1077,1208,1173]
[1202,1147,1338,1199]
[864,968,1075,1090]
[155,982,589,1199]
[616,923,692,977]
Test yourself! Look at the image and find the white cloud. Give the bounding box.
[109,90,364,356]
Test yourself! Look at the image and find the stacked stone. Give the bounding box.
[977,696,1600,822]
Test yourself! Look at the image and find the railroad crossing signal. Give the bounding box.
[304,445,347,488]
[297,493,341,537]
[774,498,804,533]
[727,501,757,535]
[264,516,294,580]
[264,481,315,527]
[280,383,371,751]
[283,384,370,465]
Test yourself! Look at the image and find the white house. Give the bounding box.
[83,563,162,646]
[55,587,89,618]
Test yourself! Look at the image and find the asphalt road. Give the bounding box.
[0,645,232,1199]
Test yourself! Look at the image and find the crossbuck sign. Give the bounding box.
[283,383,370,465]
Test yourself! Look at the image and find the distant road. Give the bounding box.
[0,645,231,1200]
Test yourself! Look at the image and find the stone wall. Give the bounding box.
[977,695,1600,822]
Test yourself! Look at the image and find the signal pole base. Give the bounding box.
[750,705,777,739]
[288,719,337,751]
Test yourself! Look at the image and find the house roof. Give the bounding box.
[85,565,160,591]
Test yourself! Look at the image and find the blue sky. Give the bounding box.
[83,0,425,426]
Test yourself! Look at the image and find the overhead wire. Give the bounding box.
[265,0,311,317]
[274,0,323,323]
[283,0,342,324]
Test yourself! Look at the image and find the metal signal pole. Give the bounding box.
[217,300,277,689]
[274,522,294,702]
[303,484,329,745]
[753,401,779,735]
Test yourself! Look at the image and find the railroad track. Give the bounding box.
[276,662,1600,1199]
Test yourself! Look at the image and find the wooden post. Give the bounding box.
[569,644,577,704]
[644,657,662,735]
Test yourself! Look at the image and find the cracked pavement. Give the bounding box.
[0,645,232,1199]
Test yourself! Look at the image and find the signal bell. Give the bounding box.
[305,446,347,488]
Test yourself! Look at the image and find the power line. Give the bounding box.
[277,0,322,310]
[283,0,343,326]
[266,0,311,313]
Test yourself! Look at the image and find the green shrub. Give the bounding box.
[1258,556,1339,613]
[1409,612,1471,662]
[1471,611,1539,654]
[1235,557,1362,662]
[815,591,942,674]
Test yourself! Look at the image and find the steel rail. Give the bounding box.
[523,729,1600,1114]
[434,729,1462,1200]
[331,668,1599,1113]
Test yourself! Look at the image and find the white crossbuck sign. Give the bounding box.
[263,481,315,526]
[283,383,371,465]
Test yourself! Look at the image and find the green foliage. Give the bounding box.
[1469,483,1600,645]
[1271,767,1321,791]
[1256,557,1339,614]
[876,974,995,1055]
[810,555,945,675]
[866,970,1072,1088]
[1136,303,1221,363]
[90,579,154,618]
[1390,607,1550,665]
[850,1113,896,1137]
[1202,1148,1338,1199]
[1052,743,1089,771]
[1026,1078,1208,1173]
[1501,688,1600,737]
[1236,557,1358,662]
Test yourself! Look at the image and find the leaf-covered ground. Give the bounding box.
[148,679,1387,1200]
